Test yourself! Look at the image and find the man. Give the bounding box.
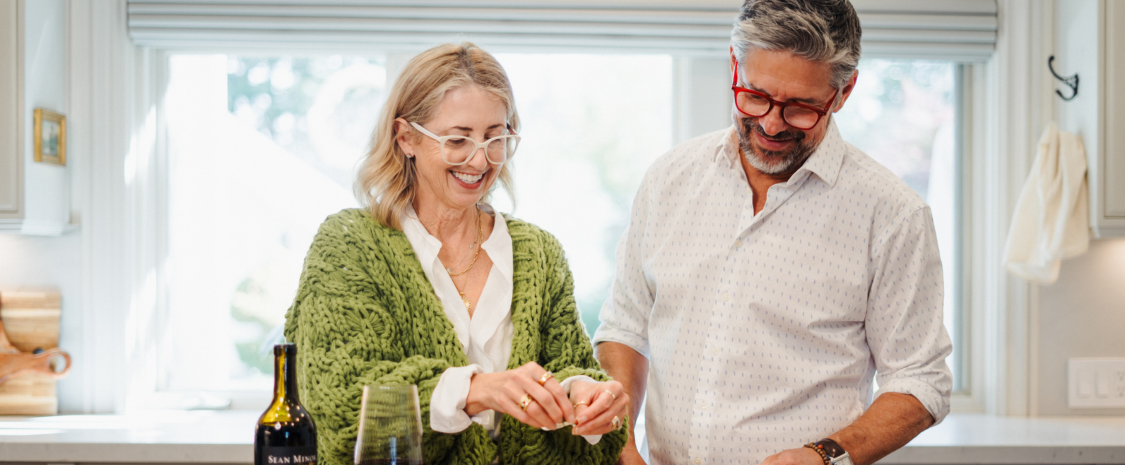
[592,1,953,465]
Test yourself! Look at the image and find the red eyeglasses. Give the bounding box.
[731,58,839,130]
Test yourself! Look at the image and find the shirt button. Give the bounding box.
[735,239,743,248]
[695,460,702,465]
[712,348,720,355]
[745,187,752,194]
[721,293,731,302]
[701,404,708,410]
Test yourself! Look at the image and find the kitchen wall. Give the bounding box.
[21,0,70,229]
[0,0,87,413]
[1036,238,1125,415]
[1032,0,1125,416]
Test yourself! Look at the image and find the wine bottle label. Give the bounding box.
[262,446,317,465]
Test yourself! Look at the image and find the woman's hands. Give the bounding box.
[568,379,629,436]
[465,362,576,430]
[464,362,629,435]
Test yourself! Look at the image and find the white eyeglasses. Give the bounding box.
[409,121,520,166]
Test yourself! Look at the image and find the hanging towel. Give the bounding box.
[1003,122,1090,284]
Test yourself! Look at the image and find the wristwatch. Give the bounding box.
[813,439,853,465]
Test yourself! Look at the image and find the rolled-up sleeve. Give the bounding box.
[866,206,953,424]
[592,173,656,359]
[429,364,487,434]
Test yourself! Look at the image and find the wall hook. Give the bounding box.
[1048,55,1079,101]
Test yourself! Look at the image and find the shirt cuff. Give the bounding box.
[559,375,602,445]
[591,328,651,360]
[430,364,486,434]
[874,376,951,425]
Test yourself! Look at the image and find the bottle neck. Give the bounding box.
[273,349,300,404]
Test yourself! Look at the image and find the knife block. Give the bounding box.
[0,289,61,415]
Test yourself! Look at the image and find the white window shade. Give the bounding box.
[127,0,996,60]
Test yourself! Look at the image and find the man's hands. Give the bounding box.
[568,379,629,436]
[760,446,826,465]
[764,393,935,465]
[594,342,650,465]
[465,362,575,429]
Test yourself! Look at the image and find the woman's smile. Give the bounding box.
[451,169,487,188]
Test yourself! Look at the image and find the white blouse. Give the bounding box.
[400,205,598,443]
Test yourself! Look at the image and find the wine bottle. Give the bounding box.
[255,343,318,465]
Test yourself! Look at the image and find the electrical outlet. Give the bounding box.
[1068,358,1125,408]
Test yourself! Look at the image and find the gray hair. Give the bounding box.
[731,0,862,89]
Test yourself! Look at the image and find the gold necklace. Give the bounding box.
[453,272,473,313]
[446,209,482,277]
[442,208,484,312]
[448,211,480,271]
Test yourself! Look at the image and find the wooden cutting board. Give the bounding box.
[0,289,61,415]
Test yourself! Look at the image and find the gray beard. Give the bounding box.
[737,118,817,175]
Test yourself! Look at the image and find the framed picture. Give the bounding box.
[34,108,66,166]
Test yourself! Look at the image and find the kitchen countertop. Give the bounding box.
[0,412,1122,464]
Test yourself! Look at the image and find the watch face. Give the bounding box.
[830,453,853,465]
[815,439,847,459]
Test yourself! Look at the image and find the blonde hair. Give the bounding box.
[355,42,520,230]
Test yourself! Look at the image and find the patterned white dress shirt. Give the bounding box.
[593,120,953,465]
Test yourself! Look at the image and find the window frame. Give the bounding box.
[140,51,979,414]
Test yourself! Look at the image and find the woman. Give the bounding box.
[284,42,629,465]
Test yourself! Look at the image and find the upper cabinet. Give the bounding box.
[0,1,21,220]
[0,0,71,236]
[1100,0,1125,236]
[1055,0,1125,237]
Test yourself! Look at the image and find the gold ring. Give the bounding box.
[538,371,554,386]
[573,401,588,408]
[519,394,533,411]
[611,415,622,429]
[604,389,616,401]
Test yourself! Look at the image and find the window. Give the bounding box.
[491,53,674,336]
[501,57,964,392]
[159,52,672,395]
[159,52,963,399]
[162,54,380,392]
[834,60,962,391]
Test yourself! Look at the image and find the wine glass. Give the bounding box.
[354,384,424,465]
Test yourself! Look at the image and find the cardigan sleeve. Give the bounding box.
[284,212,495,465]
[498,229,629,465]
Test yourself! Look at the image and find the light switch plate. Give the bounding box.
[1068,358,1125,408]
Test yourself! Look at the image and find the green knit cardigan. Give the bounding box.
[283,208,627,465]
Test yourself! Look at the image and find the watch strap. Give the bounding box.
[813,438,848,459]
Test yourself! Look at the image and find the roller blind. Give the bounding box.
[127,0,997,61]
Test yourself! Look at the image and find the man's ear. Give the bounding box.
[730,47,738,82]
[834,70,859,113]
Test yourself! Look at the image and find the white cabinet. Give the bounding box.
[1100,0,1125,236]
[0,0,71,236]
[0,0,21,218]
[1056,0,1125,237]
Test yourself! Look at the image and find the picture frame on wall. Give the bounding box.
[34,108,66,166]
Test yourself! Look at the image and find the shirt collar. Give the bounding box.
[402,204,443,271]
[715,118,846,188]
[477,204,513,282]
